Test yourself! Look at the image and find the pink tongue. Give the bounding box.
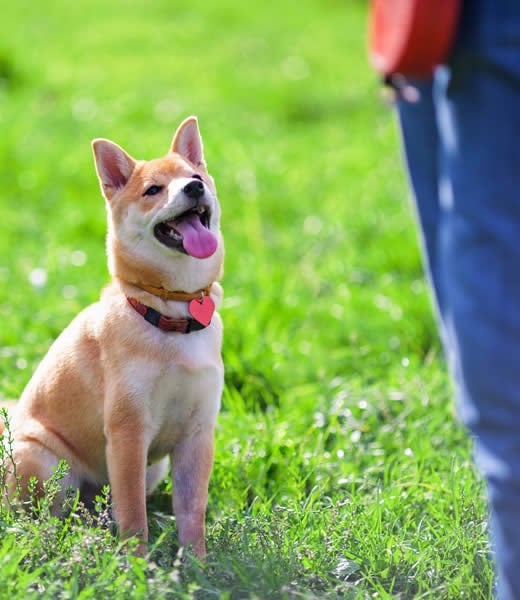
[173,213,218,259]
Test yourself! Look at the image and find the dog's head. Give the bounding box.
[92,117,223,290]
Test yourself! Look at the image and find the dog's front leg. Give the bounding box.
[171,427,214,558]
[106,420,149,553]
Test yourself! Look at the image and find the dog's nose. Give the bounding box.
[183,179,205,199]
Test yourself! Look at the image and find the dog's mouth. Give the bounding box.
[153,205,218,259]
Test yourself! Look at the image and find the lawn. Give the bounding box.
[0,1,493,598]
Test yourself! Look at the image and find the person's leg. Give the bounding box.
[436,58,520,600]
[397,2,520,596]
[434,4,520,596]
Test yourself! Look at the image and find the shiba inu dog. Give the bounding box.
[1,116,224,557]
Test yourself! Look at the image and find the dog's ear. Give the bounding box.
[91,139,136,200]
[170,116,206,169]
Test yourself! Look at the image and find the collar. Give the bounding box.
[129,282,212,302]
[127,297,207,334]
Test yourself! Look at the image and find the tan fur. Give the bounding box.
[2,117,224,557]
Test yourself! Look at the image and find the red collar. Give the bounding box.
[127,297,207,334]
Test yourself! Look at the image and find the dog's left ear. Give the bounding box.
[170,116,206,169]
[92,139,136,201]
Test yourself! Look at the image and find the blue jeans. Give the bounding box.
[396,1,520,598]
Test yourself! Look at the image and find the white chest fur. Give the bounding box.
[117,319,224,462]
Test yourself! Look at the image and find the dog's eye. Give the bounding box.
[191,174,203,181]
[143,185,164,196]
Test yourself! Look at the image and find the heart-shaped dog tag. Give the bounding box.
[188,295,215,327]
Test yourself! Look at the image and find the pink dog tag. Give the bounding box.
[188,296,215,327]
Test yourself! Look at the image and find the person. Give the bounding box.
[394,1,520,598]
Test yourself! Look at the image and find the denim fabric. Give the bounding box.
[396,1,520,598]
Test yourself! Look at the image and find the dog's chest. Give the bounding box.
[144,359,222,460]
[109,308,223,461]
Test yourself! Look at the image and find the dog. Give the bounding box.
[1,116,224,557]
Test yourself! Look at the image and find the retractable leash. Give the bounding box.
[368,0,462,100]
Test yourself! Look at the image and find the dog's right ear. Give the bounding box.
[92,139,136,200]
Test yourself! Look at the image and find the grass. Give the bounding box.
[0,0,493,598]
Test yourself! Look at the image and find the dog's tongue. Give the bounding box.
[173,213,218,259]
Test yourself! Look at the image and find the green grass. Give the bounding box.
[0,1,493,598]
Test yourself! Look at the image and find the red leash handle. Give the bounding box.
[368,0,462,79]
